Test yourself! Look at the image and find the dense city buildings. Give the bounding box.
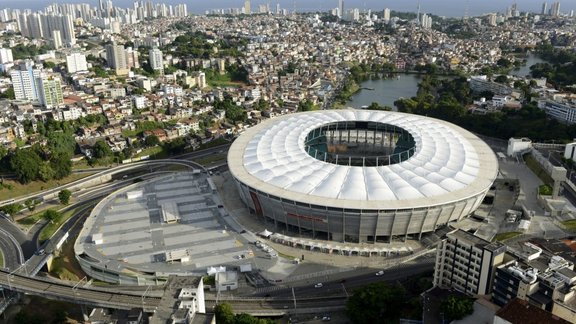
[0,0,576,321]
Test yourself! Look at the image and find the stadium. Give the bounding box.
[228,110,498,243]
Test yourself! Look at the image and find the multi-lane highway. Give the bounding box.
[0,269,161,311]
[0,143,438,317]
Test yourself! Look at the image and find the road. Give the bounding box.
[253,257,434,298]
[0,269,161,311]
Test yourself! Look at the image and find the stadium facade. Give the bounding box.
[228,110,498,243]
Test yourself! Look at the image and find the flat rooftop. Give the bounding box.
[75,172,250,275]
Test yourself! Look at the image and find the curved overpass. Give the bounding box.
[0,159,207,208]
[0,269,161,311]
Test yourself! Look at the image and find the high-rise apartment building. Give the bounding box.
[125,47,140,69]
[38,75,64,108]
[10,60,42,101]
[149,47,163,72]
[488,13,497,26]
[66,53,88,73]
[52,30,63,49]
[106,43,128,75]
[0,48,13,63]
[18,12,75,46]
[244,0,251,14]
[433,229,507,296]
[383,8,390,21]
[339,0,344,18]
[542,2,548,15]
[551,1,561,16]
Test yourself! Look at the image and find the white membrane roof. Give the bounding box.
[228,110,498,210]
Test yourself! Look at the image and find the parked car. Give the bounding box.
[376,270,384,276]
[314,283,323,288]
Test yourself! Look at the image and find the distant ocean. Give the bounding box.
[1,0,574,18]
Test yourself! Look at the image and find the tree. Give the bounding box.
[440,295,475,321]
[346,282,406,323]
[163,137,186,155]
[0,87,15,99]
[43,209,62,223]
[214,303,235,324]
[24,198,38,212]
[50,152,73,180]
[297,99,317,112]
[10,149,42,184]
[58,189,72,205]
[494,75,509,84]
[144,135,160,147]
[92,140,113,159]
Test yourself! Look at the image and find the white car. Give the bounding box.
[314,283,323,288]
[375,270,384,276]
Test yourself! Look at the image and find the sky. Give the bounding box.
[1,0,574,18]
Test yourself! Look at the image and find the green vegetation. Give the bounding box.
[440,295,475,321]
[561,220,576,231]
[58,189,72,205]
[524,154,553,186]
[539,184,553,196]
[39,208,76,242]
[17,210,44,227]
[11,43,52,60]
[203,275,215,286]
[297,99,319,112]
[168,30,247,59]
[194,154,227,166]
[395,75,576,142]
[0,173,91,201]
[0,87,15,99]
[13,296,83,324]
[215,96,247,122]
[214,302,275,324]
[494,231,522,241]
[0,250,4,268]
[532,44,576,91]
[346,282,407,323]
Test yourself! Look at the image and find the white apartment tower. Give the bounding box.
[197,72,207,89]
[244,0,251,14]
[10,60,42,101]
[383,8,390,21]
[0,48,13,63]
[433,229,507,296]
[52,30,63,49]
[149,47,163,72]
[66,53,88,73]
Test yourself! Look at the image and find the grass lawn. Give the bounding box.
[16,210,45,227]
[523,154,553,186]
[562,220,576,231]
[194,154,227,166]
[39,208,77,243]
[136,146,165,159]
[277,251,296,260]
[0,173,92,201]
[0,249,4,268]
[494,231,522,241]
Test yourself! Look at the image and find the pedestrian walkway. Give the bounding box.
[212,172,426,271]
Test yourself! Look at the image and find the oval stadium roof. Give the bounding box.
[228,110,498,210]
